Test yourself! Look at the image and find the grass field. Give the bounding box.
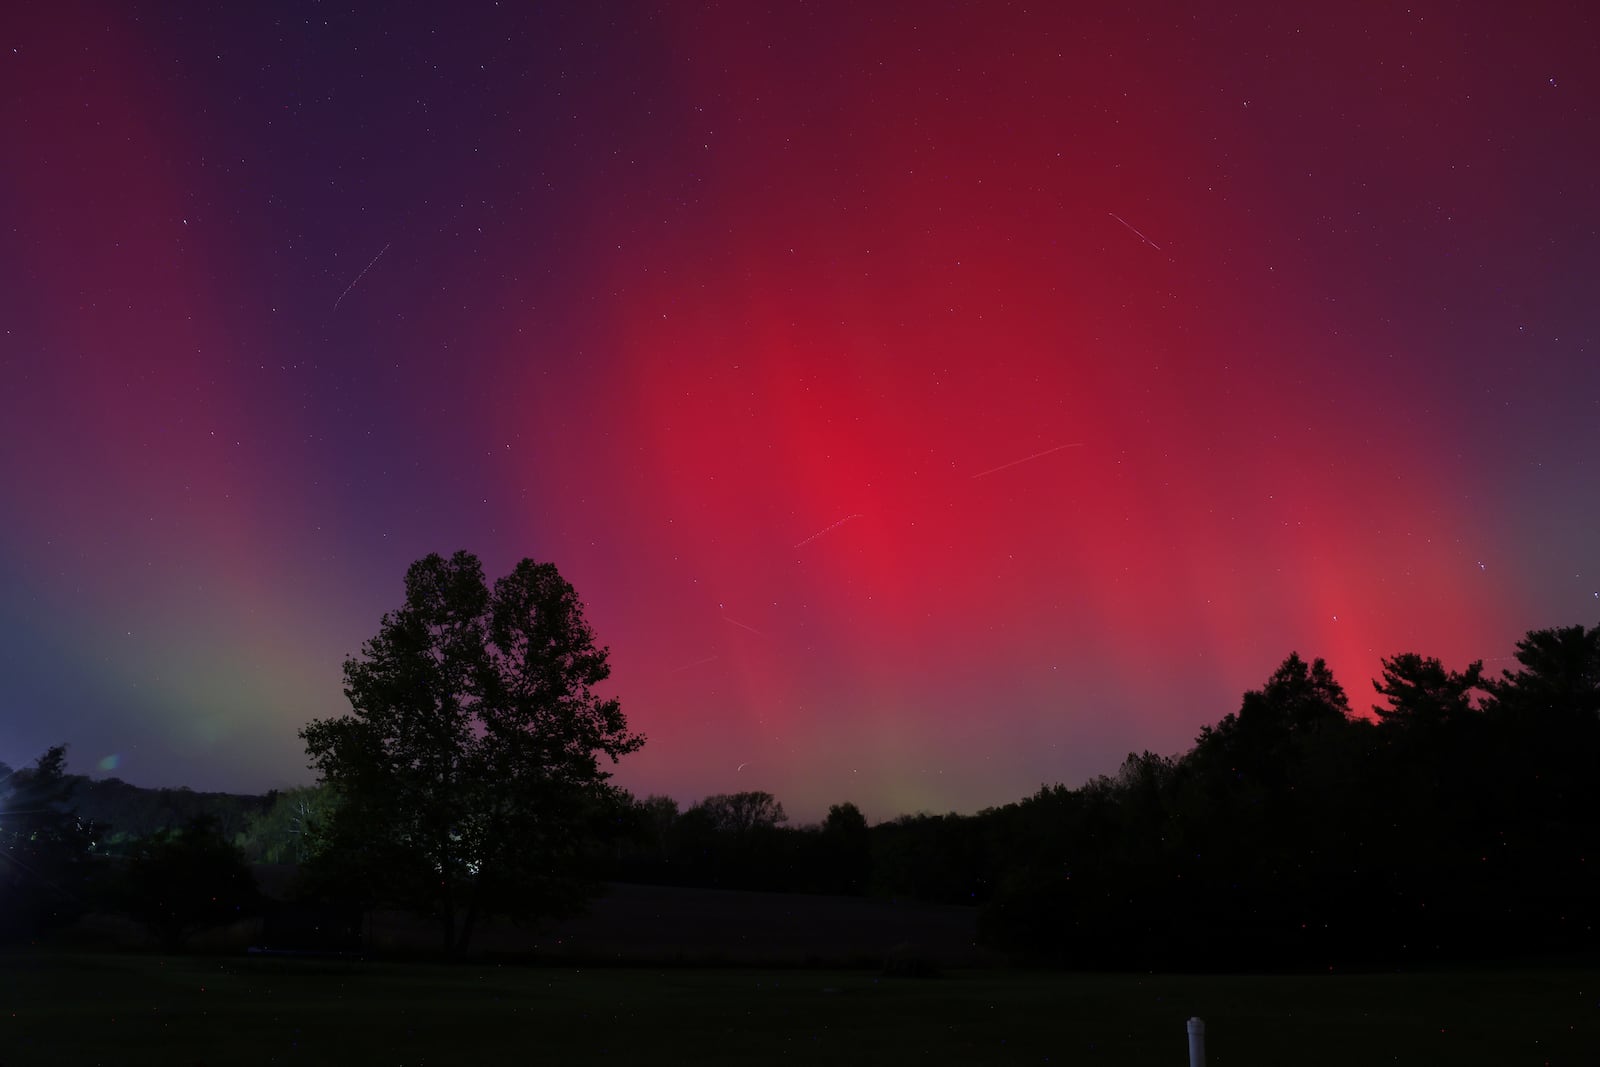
[4,952,1598,1065]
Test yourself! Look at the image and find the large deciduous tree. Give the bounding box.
[691,791,788,837]
[300,551,643,953]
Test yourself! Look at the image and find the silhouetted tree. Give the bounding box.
[1238,651,1350,732]
[1373,652,1484,728]
[812,802,870,894]
[974,628,1600,969]
[300,551,644,954]
[1193,652,1351,793]
[636,794,680,838]
[1484,623,1600,725]
[1477,624,1600,952]
[600,794,689,884]
[0,746,103,941]
[869,812,995,904]
[119,815,260,951]
[630,794,681,868]
[660,792,789,888]
[824,802,867,835]
[692,791,788,836]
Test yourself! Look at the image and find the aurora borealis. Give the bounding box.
[3,3,1596,819]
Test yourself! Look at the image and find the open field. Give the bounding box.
[84,878,997,966]
[3,951,1596,1066]
[370,882,999,965]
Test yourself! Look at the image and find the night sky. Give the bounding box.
[4,3,1597,820]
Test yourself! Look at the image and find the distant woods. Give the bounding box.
[609,792,873,896]
[4,618,1599,968]
[607,624,1600,967]
[966,626,1600,967]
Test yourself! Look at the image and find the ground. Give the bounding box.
[3,951,1596,1065]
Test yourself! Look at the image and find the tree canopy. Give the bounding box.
[300,550,643,953]
[0,746,102,941]
[691,791,788,836]
[1373,652,1484,727]
[598,623,1600,969]
[1484,622,1600,724]
[235,785,335,865]
[118,815,260,951]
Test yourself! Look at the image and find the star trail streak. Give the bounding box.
[970,444,1084,480]
[793,515,865,549]
[333,242,391,311]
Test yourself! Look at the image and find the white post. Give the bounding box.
[1187,1017,1206,1067]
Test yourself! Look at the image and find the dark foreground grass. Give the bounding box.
[3,951,1597,1065]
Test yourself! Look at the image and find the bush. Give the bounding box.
[118,816,260,951]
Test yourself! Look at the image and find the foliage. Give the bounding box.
[1373,652,1483,727]
[691,791,787,836]
[975,627,1600,967]
[592,623,1600,968]
[235,784,336,864]
[636,794,680,840]
[118,815,261,950]
[821,802,871,894]
[67,777,272,852]
[868,811,996,904]
[0,745,103,941]
[1192,652,1352,779]
[299,550,644,953]
[607,793,880,895]
[1483,623,1600,724]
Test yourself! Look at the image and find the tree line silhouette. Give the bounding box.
[603,625,1600,968]
[3,547,1595,967]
